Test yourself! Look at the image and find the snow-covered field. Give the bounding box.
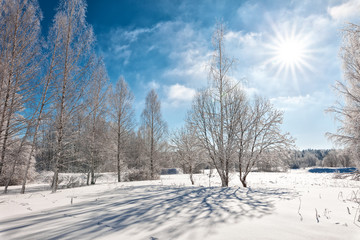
[0,169,359,240]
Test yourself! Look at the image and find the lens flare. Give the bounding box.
[264,23,314,84]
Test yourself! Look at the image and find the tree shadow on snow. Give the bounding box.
[0,185,298,239]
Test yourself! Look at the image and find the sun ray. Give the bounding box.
[263,22,316,90]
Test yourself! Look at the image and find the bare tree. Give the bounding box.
[171,124,204,185]
[323,150,339,167]
[124,129,148,172]
[189,22,294,187]
[140,89,167,179]
[49,0,95,192]
[236,96,294,187]
[109,77,134,182]
[337,149,353,167]
[0,0,42,179]
[188,22,239,187]
[83,59,109,184]
[256,150,291,172]
[327,23,360,168]
[0,142,37,188]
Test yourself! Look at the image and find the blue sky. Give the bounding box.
[38,0,360,149]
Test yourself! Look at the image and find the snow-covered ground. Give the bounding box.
[0,169,359,240]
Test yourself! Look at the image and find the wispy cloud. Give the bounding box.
[122,28,153,42]
[270,94,314,111]
[163,49,210,88]
[157,21,211,88]
[225,31,262,47]
[328,0,360,21]
[148,80,160,90]
[270,91,332,112]
[100,26,157,66]
[112,45,131,64]
[110,26,156,44]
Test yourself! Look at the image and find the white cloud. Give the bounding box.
[243,86,259,96]
[225,31,262,47]
[270,94,314,111]
[236,2,261,25]
[163,49,210,88]
[148,81,160,90]
[156,21,210,88]
[328,0,360,21]
[167,84,196,102]
[101,26,157,66]
[111,26,155,44]
[122,28,153,42]
[112,44,131,64]
[163,84,197,109]
[270,91,333,112]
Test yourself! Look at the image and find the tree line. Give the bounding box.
[286,149,355,169]
[2,0,357,193]
[0,0,294,191]
[0,0,168,193]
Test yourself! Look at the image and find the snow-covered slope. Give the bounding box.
[0,170,359,239]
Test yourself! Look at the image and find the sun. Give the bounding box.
[276,38,305,66]
[265,24,314,81]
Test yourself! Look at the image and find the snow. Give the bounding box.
[0,170,359,239]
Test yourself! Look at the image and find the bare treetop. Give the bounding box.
[141,89,167,179]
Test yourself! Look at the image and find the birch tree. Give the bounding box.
[83,59,108,184]
[0,0,42,179]
[49,0,94,192]
[189,22,294,187]
[109,77,134,182]
[141,89,167,179]
[236,97,294,187]
[188,22,239,187]
[327,23,360,168]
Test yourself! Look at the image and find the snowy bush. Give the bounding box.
[54,173,87,188]
[126,168,159,181]
[0,144,37,186]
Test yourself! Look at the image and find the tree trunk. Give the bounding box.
[117,127,121,182]
[150,155,154,179]
[52,168,59,192]
[52,112,64,193]
[90,167,95,184]
[90,147,95,184]
[86,171,90,185]
[117,154,121,182]
[150,129,154,179]
[189,165,194,185]
[240,178,247,187]
[221,175,228,187]
[21,143,35,194]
